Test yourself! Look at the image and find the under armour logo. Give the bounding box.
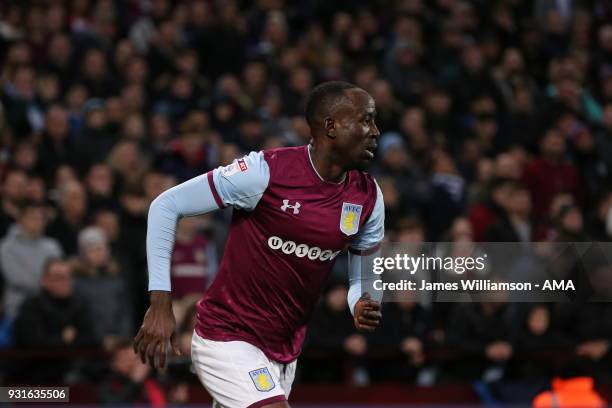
[281,199,301,214]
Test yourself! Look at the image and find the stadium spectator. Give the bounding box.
[369,291,434,382]
[47,180,88,256]
[427,149,466,239]
[85,163,117,212]
[36,105,78,180]
[486,182,533,242]
[13,258,96,382]
[1,201,62,319]
[553,203,587,241]
[0,169,28,237]
[303,280,367,383]
[446,302,515,381]
[0,0,611,400]
[13,258,95,347]
[71,226,132,349]
[522,128,579,219]
[97,339,166,405]
[514,304,572,380]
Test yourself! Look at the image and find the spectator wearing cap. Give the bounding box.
[0,201,62,319]
[71,226,132,350]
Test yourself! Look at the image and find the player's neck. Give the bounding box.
[308,144,346,184]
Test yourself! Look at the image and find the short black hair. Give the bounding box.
[305,81,359,128]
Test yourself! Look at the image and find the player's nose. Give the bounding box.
[370,122,381,138]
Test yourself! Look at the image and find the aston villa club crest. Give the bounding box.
[340,202,362,236]
[249,367,275,392]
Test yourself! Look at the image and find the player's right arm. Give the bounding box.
[348,180,385,332]
[134,151,270,369]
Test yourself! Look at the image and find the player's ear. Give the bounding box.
[324,117,336,139]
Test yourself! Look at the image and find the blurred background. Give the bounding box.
[0,0,611,406]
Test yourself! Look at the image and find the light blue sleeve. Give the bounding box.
[147,151,270,291]
[147,174,221,291]
[350,180,385,251]
[212,151,270,211]
[347,180,385,314]
[347,249,383,315]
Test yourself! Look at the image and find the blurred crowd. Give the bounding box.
[0,0,612,403]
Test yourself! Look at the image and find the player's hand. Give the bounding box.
[133,291,181,370]
[353,292,382,332]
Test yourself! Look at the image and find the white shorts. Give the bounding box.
[191,331,297,408]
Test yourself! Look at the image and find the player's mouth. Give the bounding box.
[364,144,377,159]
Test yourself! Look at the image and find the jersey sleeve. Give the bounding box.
[210,151,270,211]
[147,173,223,291]
[349,180,385,252]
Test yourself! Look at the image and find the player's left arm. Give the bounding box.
[348,181,384,332]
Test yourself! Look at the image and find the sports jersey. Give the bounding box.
[148,145,384,363]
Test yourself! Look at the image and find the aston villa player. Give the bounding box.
[134,81,384,408]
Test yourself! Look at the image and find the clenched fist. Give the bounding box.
[353,292,382,332]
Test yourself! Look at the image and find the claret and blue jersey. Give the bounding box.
[148,144,384,364]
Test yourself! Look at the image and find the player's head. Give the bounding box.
[306,81,380,170]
